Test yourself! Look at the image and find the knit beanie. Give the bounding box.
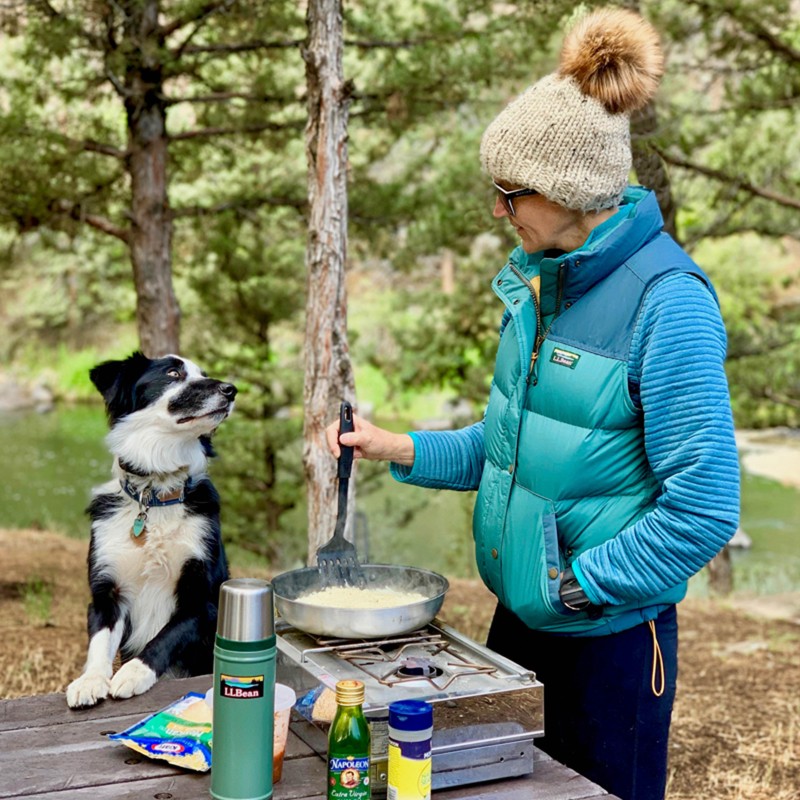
[480,8,664,213]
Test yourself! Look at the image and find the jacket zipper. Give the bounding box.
[509,262,565,385]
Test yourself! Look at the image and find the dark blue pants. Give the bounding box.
[487,604,678,800]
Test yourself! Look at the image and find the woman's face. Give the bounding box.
[492,181,582,254]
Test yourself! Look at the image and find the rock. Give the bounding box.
[32,384,54,414]
[442,398,474,426]
[728,527,753,549]
[357,401,374,422]
[0,376,34,412]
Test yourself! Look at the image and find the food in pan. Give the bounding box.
[298,585,428,609]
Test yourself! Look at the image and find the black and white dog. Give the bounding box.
[66,352,236,708]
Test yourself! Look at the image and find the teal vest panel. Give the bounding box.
[474,235,706,635]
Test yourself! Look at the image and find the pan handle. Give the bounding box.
[338,400,355,479]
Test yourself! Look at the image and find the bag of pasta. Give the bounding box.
[109,691,212,771]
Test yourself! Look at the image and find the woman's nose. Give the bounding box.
[493,196,508,219]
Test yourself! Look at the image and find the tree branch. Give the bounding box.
[172,195,306,218]
[79,138,127,159]
[31,0,104,50]
[169,121,304,140]
[342,26,485,50]
[674,96,800,115]
[51,200,130,243]
[159,0,235,39]
[654,147,800,211]
[765,388,800,410]
[105,68,129,98]
[16,127,127,160]
[163,91,303,107]
[736,10,800,63]
[344,36,438,50]
[688,0,800,64]
[177,38,304,56]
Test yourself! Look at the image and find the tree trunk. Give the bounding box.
[621,0,678,242]
[124,0,180,357]
[631,102,679,242]
[303,0,356,564]
[707,545,734,596]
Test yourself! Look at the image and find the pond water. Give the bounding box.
[1,406,798,596]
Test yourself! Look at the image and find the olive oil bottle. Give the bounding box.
[327,680,371,800]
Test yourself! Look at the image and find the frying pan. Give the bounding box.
[271,563,449,639]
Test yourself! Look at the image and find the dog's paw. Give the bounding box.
[66,672,111,708]
[110,658,157,700]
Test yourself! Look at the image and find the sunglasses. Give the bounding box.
[493,180,539,216]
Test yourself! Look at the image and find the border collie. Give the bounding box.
[66,352,236,708]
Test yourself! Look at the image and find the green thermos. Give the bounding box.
[211,578,277,800]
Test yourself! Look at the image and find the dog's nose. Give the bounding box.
[219,383,238,400]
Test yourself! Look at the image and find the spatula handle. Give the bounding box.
[338,400,355,479]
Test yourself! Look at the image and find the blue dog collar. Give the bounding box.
[120,476,194,508]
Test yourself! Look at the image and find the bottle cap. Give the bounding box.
[335,680,365,706]
[389,699,433,731]
[217,578,274,642]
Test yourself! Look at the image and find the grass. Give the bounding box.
[21,577,54,626]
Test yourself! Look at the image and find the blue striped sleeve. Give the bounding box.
[574,273,741,606]
[389,421,485,491]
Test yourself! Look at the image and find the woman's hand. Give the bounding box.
[325,413,415,466]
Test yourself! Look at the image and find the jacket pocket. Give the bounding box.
[499,483,571,629]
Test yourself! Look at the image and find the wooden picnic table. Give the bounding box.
[0,675,619,800]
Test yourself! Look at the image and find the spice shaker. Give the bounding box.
[211,578,276,800]
[387,700,433,800]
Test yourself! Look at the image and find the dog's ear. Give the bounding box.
[90,351,151,420]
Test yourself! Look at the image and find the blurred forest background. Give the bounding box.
[1,0,799,570]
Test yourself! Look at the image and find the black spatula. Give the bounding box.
[316,401,365,587]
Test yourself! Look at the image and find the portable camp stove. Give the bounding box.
[276,619,544,793]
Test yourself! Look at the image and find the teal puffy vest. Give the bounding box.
[474,189,711,635]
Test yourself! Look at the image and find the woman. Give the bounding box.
[327,9,740,800]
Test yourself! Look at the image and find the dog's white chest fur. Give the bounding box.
[92,484,209,654]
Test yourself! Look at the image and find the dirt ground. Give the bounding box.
[1,528,798,800]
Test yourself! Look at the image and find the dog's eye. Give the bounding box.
[167,369,182,379]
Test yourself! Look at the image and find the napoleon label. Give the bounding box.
[328,756,370,799]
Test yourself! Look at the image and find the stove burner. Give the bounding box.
[395,658,444,680]
[331,636,499,690]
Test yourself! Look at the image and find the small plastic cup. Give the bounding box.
[272,683,296,783]
[205,683,296,783]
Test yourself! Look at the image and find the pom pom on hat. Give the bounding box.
[559,7,664,114]
[480,7,664,212]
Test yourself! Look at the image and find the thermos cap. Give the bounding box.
[217,578,274,642]
[389,699,433,731]
[335,679,365,706]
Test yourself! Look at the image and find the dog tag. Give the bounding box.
[132,514,147,539]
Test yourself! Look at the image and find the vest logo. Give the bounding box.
[551,347,581,369]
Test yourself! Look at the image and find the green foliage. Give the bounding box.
[696,235,800,426]
[22,344,133,402]
[648,0,800,242]
[21,577,53,627]
[1,232,135,362]
[179,209,308,558]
